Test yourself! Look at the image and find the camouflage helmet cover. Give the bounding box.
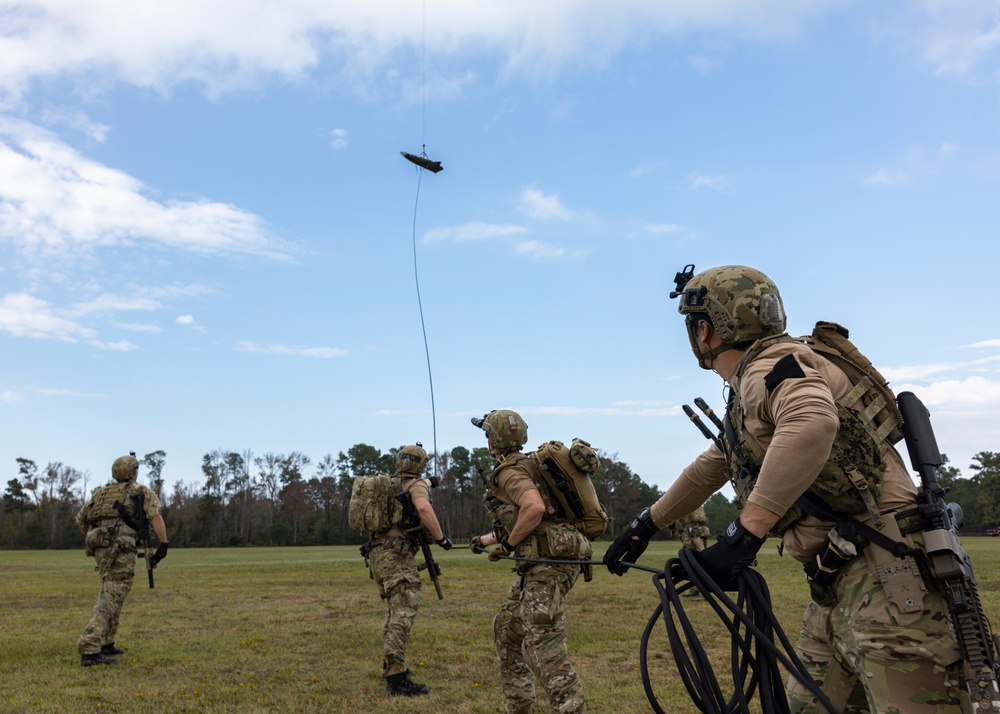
[396,444,428,475]
[480,409,528,452]
[112,455,139,483]
[676,265,786,344]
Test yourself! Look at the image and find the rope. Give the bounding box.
[409,166,438,482]
[480,549,840,714]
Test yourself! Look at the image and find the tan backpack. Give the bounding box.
[531,439,610,540]
[348,473,402,533]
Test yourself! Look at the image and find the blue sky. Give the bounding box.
[2,1,999,498]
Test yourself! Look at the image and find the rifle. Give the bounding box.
[395,491,444,600]
[114,488,156,589]
[898,391,1000,713]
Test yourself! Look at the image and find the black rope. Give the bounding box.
[485,550,839,714]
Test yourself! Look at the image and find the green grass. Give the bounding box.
[3,539,1000,713]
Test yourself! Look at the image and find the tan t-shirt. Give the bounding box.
[382,475,432,539]
[650,340,917,564]
[490,453,550,538]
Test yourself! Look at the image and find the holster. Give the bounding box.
[862,514,928,615]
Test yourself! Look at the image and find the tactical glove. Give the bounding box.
[469,535,486,554]
[695,520,765,590]
[436,536,453,550]
[150,542,169,567]
[603,507,658,576]
[488,538,515,562]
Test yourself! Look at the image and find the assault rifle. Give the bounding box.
[395,491,444,600]
[114,489,156,589]
[898,391,1000,713]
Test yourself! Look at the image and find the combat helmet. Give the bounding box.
[396,443,428,476]
[670,264,786,369]
[112,454,139,483]
[473,410,528,455]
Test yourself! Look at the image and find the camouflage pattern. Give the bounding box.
[677,265,786,344]
[493,563,586,713]
[396,444,427,475]
[482,410,529,452]
[112,454,139,482]
[76,478,162,655]
[368,534,422,678]
[786,557,963,713]
[673,506,710,552]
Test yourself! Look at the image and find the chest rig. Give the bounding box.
[723,323,904,536]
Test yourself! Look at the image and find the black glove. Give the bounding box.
[436,536,453,551]
[150,542,169,567]
[695,520,765,590]
[603,507,658,576]
[488,537,516,562]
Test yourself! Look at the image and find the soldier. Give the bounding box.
[471,410,589,714]
[672,505,710,552]
[365,444,452,697]
[603,265,964,712]
[76,454,168,666]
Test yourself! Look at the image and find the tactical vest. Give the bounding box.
[487,452,593,562]
[724,322,904,536]
[87,481,140,523]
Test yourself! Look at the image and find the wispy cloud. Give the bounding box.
[864,142,960,188]
[518,187,575,220]
[422,222,527,244]
[643,223,683,234]
[235,341,349,358]
[687,173,735,191]
[0,292,96,342]
[329,128,348,150]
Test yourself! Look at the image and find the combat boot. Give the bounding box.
[386,670,430,696]
[101,643,125,656]
[80,652,118,667]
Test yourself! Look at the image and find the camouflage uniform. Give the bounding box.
[76,478,162,656]
[636,266,964,712]
[367,475,429,679]
[487,453,588,714]
[673,505,710,552]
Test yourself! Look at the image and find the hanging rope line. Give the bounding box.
[409,163,438,483]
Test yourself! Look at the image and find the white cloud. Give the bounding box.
[519,187,574,220]
[0,388,23,403]
[644,223,683,234]
[630,160,668,178]
[111,321,164,333]
[235,341,349,358]
[0,2,846,100]
[422,222,527,244]
[893,376,1000,410]
[513,239,569,259]
[864,168,909,187]
[0,292,96,341]
[0,118,288,260]
[329,128,348,150]
[175,315,195,325]
[688,173,735,191]
[968,339,1000,349]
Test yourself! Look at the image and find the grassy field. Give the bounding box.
[3,539,1000,713]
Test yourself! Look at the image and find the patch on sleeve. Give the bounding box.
[764,353,806,392]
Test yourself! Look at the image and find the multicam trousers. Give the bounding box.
[369,535,422,678]
[493,561,586,714]
[78,532,136,655]
[786,555,963,713]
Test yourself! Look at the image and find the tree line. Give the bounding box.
[3,445,999,550]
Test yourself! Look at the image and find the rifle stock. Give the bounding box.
[898,391,1000,712]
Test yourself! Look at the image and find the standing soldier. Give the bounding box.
[365,444,452,697]
[672,505,710,552]
[471,410,589,714]
[604,265,966,712]
[76,453,168,666]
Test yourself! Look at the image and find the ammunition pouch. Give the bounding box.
[543,522,593,561]
[85,525,114,557]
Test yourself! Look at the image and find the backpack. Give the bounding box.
[348,473,402,533]
[531,439,609,540]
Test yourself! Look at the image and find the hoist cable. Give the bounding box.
[410,166,437,481]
